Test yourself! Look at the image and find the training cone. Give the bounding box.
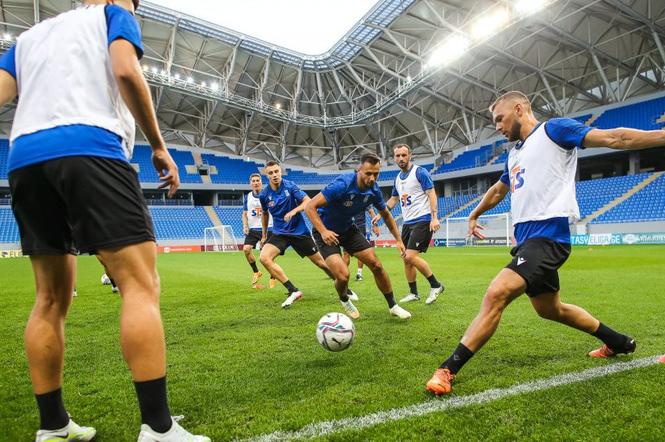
[658,355,665,364]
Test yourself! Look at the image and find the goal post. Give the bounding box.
[203,225,240,252]
[445,213,512,247]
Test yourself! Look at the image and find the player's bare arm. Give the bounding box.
[109,39,179,197]
[0,69,17,106]
[468,181,509,239]
[426,188,440,232]
[260,211,269,245]
[305,193,339,246]
[379,207,406,257]
[242,210,249,235]
[583,127,665,150]
[284,195,310,222]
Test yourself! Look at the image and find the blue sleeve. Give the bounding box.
[415,167,433,191]
[391,178,399,197]
[0,45,16,79]
[544,118,592,150]
[372,188,387,211]
[242,194,248,211]
[499,160,510,186]
[259,193,267,211]
[321,177,346,203]
[106,5,144,59]
[290,183,307,203]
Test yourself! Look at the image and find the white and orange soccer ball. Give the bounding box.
[316,313,355,352]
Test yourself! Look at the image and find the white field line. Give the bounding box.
[244,356,662,442]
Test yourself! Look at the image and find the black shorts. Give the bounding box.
[505,237,571,297]
[244,230,272,247]
[9,156,155,255]
[266,233,318,258]
[312,225,372,259]
[401,221,433,253]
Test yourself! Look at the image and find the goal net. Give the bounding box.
[203,225,240,252]
[445,213,512,247]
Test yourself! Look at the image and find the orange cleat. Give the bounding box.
[426,368,455,395]
[269,277,277,289]
[251,271,263,285]
[252,283,265,289]
[588,339,636,358]
[658,355,665,364]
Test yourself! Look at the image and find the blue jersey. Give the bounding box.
[319,172,387,233]
[259,179,310,236]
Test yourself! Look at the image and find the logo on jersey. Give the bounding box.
[363,195,370,204]
[251,207,263,217]
[343,200,354,207]
[268,201,275,208]
[510,165,526,192]
[284,190,290,197]
[400,194,412,207]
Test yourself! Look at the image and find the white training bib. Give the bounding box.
[507,123,580,224]
[246,191,273,230]
[394,165,431,222]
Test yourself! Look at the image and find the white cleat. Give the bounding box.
[72,290,78,298]
[347,289,359,301]
[111,285,119,294]
[426,285,444,305]
[389,304,412,319]
[341,299,360,319]
[137,418,210,442]
[281,291,302,308]
[399,293,420,303]
[35,419,96,442]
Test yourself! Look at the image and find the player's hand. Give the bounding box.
[372,225,381,237]
[396,240,406,258]
[469,218,486,239]
[284,210,297,222]
[260,235,267,247]
[321,229,339,246]
[152,147,180,197]
[430,217,440,232]
[371,214,381,225]
[243,226,249,235]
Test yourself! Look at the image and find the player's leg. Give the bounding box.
[306,251,336,279]
[342,249,351,267]
[259,239,302,307]
[354,247,411,319]
[243,231,264,287]
[97,254,118,293]
[426,268,525,395]
[355,258,364,281]
[402,222,443,304]
[530,291,636,357]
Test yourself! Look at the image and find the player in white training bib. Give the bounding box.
[427,90,665,396]
[384,144,444,305]
[242,173,277,289]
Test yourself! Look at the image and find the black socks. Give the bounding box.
[408,281,418,296]
[249,261,259,273]
[35,388,69,430]
[592,322,630,351]
[427,274,442,288]
[440,343,475,374]
[134,377,172,433]
[383,292,397,308]
[283,280,298,293]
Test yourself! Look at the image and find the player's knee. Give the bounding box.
[483,285,511,311]
[402,252,417,266]
[534,303,562,321]
[337,268,350,284]
[243,246,252,257]
[259,253,271,267]
[367,260,384,274]
[35,288,71,315]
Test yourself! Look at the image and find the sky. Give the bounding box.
[150,0,379,55]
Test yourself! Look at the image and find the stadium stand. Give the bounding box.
[0,206,19,244]
[149,207,214,240]
[591,96,665,131]
[591,173,665,223]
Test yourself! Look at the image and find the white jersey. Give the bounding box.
[11,5,136,158]
[245,191,273,230]
[506,122,580,224]
[393,164,432,223]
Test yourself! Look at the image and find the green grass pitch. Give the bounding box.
[1,245,664,440]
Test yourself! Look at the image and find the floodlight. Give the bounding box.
[426,35,470,68]
[471,8,510,41]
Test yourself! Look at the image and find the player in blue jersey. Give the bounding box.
[305,153,412,320]
[259,161,340,308]
[0,1,209,440]
[427,91,665,395]
[343,209,380,281]
[385,144,444,305]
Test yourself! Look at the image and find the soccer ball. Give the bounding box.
[100,273,111,285]
[316,313,355,352]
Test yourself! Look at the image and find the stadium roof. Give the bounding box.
[0,0,664,168]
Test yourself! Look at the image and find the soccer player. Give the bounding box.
[242,173,277,289]
[426,90,665,395]
[343,209,380,281]
[305,153,412,320]
[0,1,209,440]
[384,144,444,304]
[259,161,336,308]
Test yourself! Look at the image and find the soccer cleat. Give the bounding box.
[588,338,637,358]
[341,299,360,319]
[137,418,210,442]
[111,285,119,294]
[251,271,263,286]
[347,289,359,302]
[399,293,420,303]
[426,368,455,395]
[269,278,277,289]
[281,291,302,308]
[659,355,665,364]
[355,273,363,281]
[426,285,444,305]
[389,304,412,319]
[72,290,78,298]
[252,283,266,289]
[35,419,96,442]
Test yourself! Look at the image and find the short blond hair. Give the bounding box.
[489,91,531,112]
